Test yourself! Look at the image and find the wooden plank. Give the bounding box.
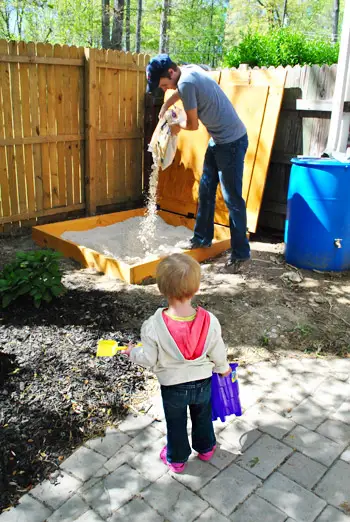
[64,45,80,205]
[1,203,85,224]
[0,134,83,146]
[113,52,124,202]
[220,69,250,86]
[77,47,85,205]
[84,47,97,214]
[137,53,147,192]
[118,52,127,203]
[132,52,145,199]
[0,40,11,217]
[0,146,10,217]
[65,141,74,206]
[96,54,106,204]
[9,41,27,214]
[106,49,114,199]
[27,41,42,213]
[124,52,135,201]
[250,67,287,87]
[97,49,107,203]
[19,41,35,214]
[110,51,120,201]
[46,43,59,208]
[63,46,74,208]
[54,44,66,207]
[0,55,83,66]
[95,62,145,71]
[296,99,350,112]
[246,81,286,232]
[213,82,269,226]
[2,41,19,217]
[130,53,141,200]
[96,132,142,140]
[69,46,83,204]
[37,43,51,210]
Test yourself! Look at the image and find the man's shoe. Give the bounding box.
[178,238,212,250]
[190,239,212,249]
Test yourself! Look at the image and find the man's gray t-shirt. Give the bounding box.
[177,65,246,144]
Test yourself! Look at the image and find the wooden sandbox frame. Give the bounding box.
[32,208,231,284]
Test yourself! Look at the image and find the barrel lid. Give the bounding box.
[291,157,350,167]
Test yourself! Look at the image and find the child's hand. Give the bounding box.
[220,367,232,377]
[120,342,135,357]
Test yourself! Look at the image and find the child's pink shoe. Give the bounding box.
[160,446,186,473]
[197,445,216,461]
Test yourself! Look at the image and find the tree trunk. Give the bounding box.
[102,0,111,49]
[332,0,340,43]
[136,0,142,53]
[125,0,130,50]
[282,0,288,26]
[159,0,170,53]
[111,0,125,50]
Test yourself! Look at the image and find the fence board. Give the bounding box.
[259,64,340,231]
[54,44,65,207]
[0,40,11,218]
[10,41,28,215]
[84,47,97,214]
[70,46,84,204]
[106,49,114,200]
[0,40,18,217]
[18,41,35,214]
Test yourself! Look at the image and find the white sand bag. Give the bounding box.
[149,107,186,170]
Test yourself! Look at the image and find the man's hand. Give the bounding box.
[169,123,181,136]
[220,367,232,377]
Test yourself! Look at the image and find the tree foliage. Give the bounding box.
[0,0,345,66]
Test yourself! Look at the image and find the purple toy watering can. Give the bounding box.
[211,363,242,422]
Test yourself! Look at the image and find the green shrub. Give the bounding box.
[0,250,66,309]
[223,29,339,68]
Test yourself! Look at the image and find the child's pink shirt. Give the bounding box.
[162,306,210,360]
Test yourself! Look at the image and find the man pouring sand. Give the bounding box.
[146,54,250,272]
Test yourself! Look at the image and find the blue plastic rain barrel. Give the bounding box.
[285,158,350,271]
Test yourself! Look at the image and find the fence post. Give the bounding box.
[84,47,97,215]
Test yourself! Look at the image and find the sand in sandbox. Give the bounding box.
[61,215,193,265]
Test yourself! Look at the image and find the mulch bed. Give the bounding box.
[0,287,156,513]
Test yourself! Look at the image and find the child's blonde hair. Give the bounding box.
[156,253,201,301]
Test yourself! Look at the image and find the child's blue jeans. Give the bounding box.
[161,377,216,463]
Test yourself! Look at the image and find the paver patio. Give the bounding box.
[1,357,350,522]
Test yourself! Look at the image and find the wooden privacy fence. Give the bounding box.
[258,64,350,231]
[0,40,148,229]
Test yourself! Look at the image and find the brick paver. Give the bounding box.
[1,358,349,522]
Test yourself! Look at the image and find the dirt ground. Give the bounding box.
[1,229,350,511]
[2,230,350,364]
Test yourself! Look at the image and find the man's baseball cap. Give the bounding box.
[146,54,173,93]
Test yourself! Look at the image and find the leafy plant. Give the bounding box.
[259,334,270,347]
[223,29,339,68]
[0,250,66,309]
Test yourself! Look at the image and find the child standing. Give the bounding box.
[123,253,231,473]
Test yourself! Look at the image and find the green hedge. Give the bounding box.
[223,29,339,68]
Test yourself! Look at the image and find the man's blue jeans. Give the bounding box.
[161,377,216,463]
[193,133,250,261]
